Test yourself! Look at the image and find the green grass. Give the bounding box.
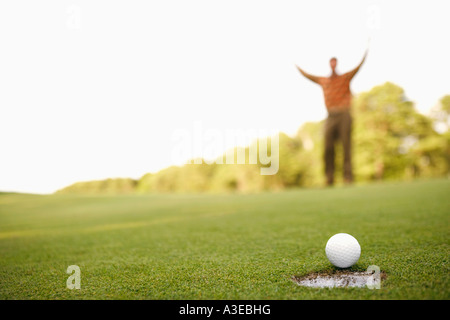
[0,179,449,299]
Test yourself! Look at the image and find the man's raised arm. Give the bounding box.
[346,50,368,79]
[296,65,320,84]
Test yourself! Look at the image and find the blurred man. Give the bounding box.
[296,51,367,186]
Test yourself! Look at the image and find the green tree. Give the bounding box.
[352,82,440,181]
[295,121,324,186]
[57,84,450,195]
[56,178,137,194]
[430,95,450,133]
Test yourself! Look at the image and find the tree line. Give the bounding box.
[56,82,450,194]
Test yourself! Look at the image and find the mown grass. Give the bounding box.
[0,179,449,299]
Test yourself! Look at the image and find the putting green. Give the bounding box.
[0,179,449,299]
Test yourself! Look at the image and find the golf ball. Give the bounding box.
[325,233,361,268]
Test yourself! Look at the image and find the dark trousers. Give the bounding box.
[324,110,353,185]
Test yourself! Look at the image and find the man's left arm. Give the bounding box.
[346,50,368,79]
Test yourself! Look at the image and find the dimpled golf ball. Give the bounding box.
[325,233,361,268]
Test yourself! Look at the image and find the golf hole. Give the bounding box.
[292,270,386,288]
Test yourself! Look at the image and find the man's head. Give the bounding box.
[330,57,337,72]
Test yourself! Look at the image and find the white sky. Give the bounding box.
[1,0,449,194]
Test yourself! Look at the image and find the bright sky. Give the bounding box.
[1,0,449,194]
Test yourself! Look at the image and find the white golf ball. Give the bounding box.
[325,233,361,268]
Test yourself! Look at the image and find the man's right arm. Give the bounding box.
[296,65,320,84]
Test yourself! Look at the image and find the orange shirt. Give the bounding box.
[317,72,354,112]
[297,54,366,113]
